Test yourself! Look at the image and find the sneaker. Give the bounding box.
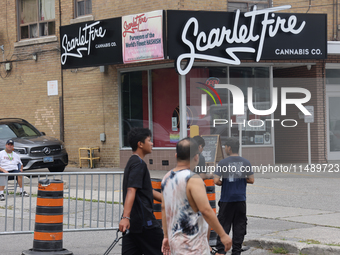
[0,194,5,201]
[19,191,29,197]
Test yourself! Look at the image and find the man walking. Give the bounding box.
[161,137,232,255]
[0,139,29,201]
[118,128,163,255]
[214,137,254,255]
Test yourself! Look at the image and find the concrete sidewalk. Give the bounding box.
[0,166,338,254]
[149,168,340,255]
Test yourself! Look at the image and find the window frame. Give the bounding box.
[74,0,92,18]
[18,0,56,40]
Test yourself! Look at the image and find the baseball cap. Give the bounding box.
[6,139,14,145]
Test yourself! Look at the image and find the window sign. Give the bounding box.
[122,10,164,63]
[304,106,314,123]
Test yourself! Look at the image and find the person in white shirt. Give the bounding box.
[0,139,29,201]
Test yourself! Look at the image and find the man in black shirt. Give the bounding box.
[193,135,214,179]
[119,128,163,255]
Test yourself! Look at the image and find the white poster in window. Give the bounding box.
[254,135,264,144]
[264,132,271,144]
[47,80,58,96]
[172,117,178,131]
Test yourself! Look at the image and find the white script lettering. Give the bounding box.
[176,5,306,75]
[61,21,106,65]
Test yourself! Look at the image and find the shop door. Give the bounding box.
[327,92,340,160]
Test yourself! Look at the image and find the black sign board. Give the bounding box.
[167,8,327,75]
[60,17,123,69]
[201,135,224,164]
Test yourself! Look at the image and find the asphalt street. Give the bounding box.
[0,165,339,255]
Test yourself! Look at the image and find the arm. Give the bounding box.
[246,174,254,184]
[0,158,7,173]
[214,174,222,186]
[188,178,232,251]
[0,166,8,173]
[153,189,162,202]
[119,187,137,232]
[161,192,170,255]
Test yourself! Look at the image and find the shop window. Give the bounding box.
[188,67,272,146]
[19,0,55,40]
[152,69,179,147]
[227,0,270,12]
[75,0,92,17]
[121,68,180,148]
[326,69,340,84]
[230,67,271,146]
[121,71,148,147]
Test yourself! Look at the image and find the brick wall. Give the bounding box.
[0,1,338,169]
[274,0,338,41]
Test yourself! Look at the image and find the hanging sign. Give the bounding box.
[122,10,164,63]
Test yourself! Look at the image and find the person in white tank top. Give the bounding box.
[161,137,232,255]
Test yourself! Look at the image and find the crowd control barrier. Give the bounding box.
[204,178,218,246]
[151,178,162,227]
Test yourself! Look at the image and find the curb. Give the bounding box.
[244,238,340,255]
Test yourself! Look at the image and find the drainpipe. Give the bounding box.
[337,0,339,40]
[59,0,64,142]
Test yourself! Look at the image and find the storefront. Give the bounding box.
[60,7,328,170]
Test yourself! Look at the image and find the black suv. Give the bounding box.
[0,118,68,172]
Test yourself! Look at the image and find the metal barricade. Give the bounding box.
[0,171,124,235]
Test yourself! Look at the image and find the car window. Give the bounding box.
[0,125,17,139]
[0,123,41,138]
[10,123,41,137]
[22,125,40,136]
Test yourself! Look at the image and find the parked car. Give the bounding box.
[0,118,68,172]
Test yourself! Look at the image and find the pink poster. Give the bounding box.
[122,10,164,63]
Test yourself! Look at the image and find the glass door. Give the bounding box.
[327,93,340,160]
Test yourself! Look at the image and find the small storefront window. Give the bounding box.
[121,68,179,148]
[230,67,271,145]
[121,71,148,147]
[326,69,340,84]
[152,69,179,147]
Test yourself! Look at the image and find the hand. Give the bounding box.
[206,173,215,179]
[161,238,170,255]
[119,218,130,233]
[221,234,232,252]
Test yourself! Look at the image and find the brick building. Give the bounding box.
[0,0,339,170]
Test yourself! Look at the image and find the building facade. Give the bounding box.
[0,0,340,170]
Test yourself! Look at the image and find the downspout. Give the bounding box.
[59,0,64,142]
[337,0,339,40]
[334,0,337,40]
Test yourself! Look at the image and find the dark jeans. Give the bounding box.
[216,201,247,255]
[122,226,163,255]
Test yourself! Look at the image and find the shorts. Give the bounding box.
[0,169,21,182]
[122,227,163,255]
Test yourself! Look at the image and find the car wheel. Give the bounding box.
[48,166,66,172]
